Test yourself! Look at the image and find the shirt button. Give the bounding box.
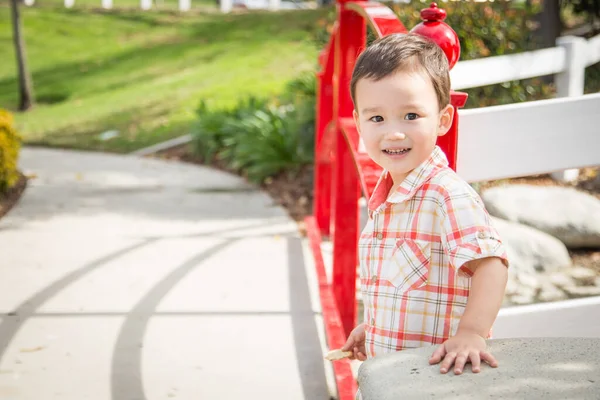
[477,231,487,239]
[376,233,383,240]
[371,317,375,325]
[371,275,378,283]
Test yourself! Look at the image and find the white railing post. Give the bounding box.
[141,0,152,10]
[102,0,113,8]
[220,0,232,12]
[179,0,191,11]
[24,0,35,6]
[64,0,75,7]
[555,36,587,97]
[551,35,588,183]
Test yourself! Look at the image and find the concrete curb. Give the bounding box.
[129,134,193,157]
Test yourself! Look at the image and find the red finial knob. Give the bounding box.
[420,3,446,21]
[410,2,460,70]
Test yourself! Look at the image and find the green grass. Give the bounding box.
[0,3,326,152]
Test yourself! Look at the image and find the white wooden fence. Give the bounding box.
[457,92,600,182]
[451,34,600,182]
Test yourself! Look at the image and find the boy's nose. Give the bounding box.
[387,132,406,140]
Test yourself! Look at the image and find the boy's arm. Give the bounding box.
[433,184,509,375]
[429,256,507,375]
[457,256,507,338]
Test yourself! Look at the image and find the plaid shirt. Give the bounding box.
[359,146,508,358]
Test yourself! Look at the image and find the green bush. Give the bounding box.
[585,62,600,94]
[191,77,315,184]
[224,105,313,183]
[0,109,22,194]
[191,96,268,165]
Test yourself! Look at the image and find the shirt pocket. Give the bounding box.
[381,239,431,292]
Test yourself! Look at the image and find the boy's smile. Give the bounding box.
[383,147,410,156]
[353,67,454,187]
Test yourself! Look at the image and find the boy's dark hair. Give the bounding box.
[350,33,450,110]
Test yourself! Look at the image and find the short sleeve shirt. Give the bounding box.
[358,146,508,358]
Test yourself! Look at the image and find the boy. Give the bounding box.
[341,33,509,378]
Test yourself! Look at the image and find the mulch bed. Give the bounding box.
[0,173,28,220]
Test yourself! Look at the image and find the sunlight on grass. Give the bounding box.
[0,4,327,152]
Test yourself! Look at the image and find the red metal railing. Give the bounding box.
[306,2,466,398]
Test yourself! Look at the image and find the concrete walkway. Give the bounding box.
[0,148,331,400]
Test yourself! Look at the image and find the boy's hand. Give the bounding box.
[428,331,498,375]
[341,323,367,361]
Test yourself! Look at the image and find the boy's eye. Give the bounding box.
[369,116,384,123]
[405,113,419,120]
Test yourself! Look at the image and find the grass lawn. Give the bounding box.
[0,3,327,152]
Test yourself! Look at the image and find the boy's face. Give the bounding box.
[353,68,454,185]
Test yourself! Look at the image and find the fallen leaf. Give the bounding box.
[20,346,45,353]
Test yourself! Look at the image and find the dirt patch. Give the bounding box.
[0,173,28,220]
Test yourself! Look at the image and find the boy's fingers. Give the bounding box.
[357,351,367,361]
[440,353,456,374]
[470,351,481,373]
[481,351,498,368]
[429,345,446,365]
[341,338,354,352]
[453,353,468,375]
[440,352,457,374]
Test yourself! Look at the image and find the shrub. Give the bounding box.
[0,109,22,194]
[191,96,268,165]
[225,105,313,184]
[191,82,315,184]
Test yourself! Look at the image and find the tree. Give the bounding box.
[539,0,562,48]
[9,0,35,111]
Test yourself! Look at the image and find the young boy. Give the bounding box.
[341,33,509,379]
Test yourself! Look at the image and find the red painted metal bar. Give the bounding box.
[330,6,365,336]
[345,1,407,37]
[304,216,358,399]
[440,91,469,170]
[339,118,381,199]
[314,27,337,236]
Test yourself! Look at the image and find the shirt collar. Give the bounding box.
[368,146,449,211]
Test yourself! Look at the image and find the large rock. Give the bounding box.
[492,217,572,273]
[491,217,572,305]
[483,185,600,248]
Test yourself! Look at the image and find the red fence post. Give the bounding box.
[314,41,335,235]
[330,6,366,336]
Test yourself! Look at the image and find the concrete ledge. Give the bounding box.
[357,337,600,399]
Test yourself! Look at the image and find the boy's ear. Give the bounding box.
[437,104,455,137]
[353,109,361,134]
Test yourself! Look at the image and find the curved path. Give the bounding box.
[0,148,330,400]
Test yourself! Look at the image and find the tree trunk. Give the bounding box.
[539,0,562,48]
[9,0,34,111]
